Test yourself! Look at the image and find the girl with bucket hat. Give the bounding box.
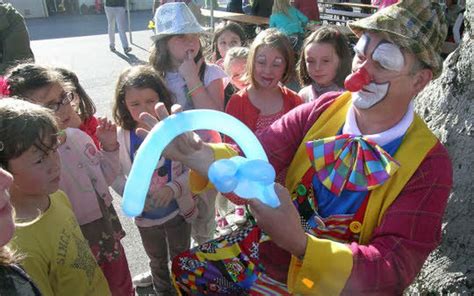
[140,2,228,291]
[149,2,227,113]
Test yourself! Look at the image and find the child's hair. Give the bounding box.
[297,26,352,87]
[223,46,250,74]
[210,21,247,61]
[5,63,70,99]
[113,65,174,131]
[0,245,22,266]
[149,35,206,81]
[246,28,295,86]
[272,0,291,15]
[0,98,59,170]
[55,67,97,121]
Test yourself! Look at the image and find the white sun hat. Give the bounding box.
[152,2,207,41]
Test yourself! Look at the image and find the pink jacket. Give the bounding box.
[58,128,120,225]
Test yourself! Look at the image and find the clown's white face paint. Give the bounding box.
[352,82,390,109]
[372,42,405,72]
[354,34,369,54]
[351,34,406,109]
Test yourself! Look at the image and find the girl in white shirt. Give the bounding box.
[112,65,198,294]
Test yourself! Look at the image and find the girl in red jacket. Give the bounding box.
[218,28,303,232]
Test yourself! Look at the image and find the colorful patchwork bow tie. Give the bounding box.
[306,134,400,196]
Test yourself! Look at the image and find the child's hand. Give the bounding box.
[96,117,119,151]
[144,185,174,211]
[178,51,204,85]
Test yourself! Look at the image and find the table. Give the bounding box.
[336,2,378,12]
[318,1,374,24]
[201,9,269,26]
[319,7,372,25]
[323,8,371,19]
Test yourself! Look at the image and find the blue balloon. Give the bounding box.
[122,110,280,218]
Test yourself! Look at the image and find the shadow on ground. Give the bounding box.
[26,11,153,40]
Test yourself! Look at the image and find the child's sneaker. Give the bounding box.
[217,217,232,236]
[132,271,153,287]
[234,206,247,225]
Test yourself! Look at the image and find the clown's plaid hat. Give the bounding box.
[349,0,448,78]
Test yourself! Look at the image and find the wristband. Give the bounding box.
[187,82,204,96]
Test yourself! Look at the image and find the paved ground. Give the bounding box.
[27,11,164,295]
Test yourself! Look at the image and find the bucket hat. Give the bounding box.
[152,2,207,41]
[349,0,448,78]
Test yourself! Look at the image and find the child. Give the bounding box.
[0,165,42,295]
[223,46,250,91]
[269,0,308,49]
[210,21,247,68]
[297,26,352,102]
[220,46,250,226]
[0,98,110,295]
[112,65,198,294]
[150,2,226,246]
[222,28,303,229]
[150,2,227,113]
[55,67,100,148]
[210,22,247,108]
[6,64,134,296]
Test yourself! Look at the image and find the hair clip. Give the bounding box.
[0,76,11,97]
[0,141,4,152]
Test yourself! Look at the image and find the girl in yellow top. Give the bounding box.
[0,98,110,296]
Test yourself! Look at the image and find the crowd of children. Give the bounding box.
[0,1,354,294]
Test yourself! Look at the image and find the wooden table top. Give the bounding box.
[201,9,269,26]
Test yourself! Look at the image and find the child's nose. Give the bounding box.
[57,103,71,117]
[263,63,273,73]
[47,156,60,175]
[315,61,321,70]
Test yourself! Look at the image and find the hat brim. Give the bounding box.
[150,26,211,42]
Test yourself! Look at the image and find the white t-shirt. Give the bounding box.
[165,63,228,111]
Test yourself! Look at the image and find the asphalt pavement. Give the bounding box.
[27,10,161,295]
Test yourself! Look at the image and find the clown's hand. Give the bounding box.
[248,184,307,258]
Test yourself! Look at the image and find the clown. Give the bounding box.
[138,0,453,294]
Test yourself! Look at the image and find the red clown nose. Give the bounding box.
[344,67,371,92]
